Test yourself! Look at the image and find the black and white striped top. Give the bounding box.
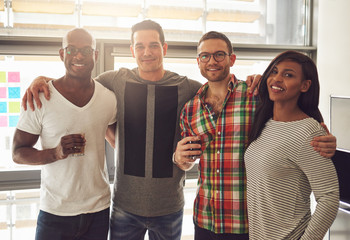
[245,118,339,240]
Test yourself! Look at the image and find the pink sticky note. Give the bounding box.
[0,87,6,98]
[0,116,8,127]
[8,72,20,83]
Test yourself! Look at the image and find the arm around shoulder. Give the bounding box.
[22,76,52,111]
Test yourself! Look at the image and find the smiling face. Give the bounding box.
[59,29,97,80]
[197,39,236,84]
[267,60,311,105]
[130,29,168,79]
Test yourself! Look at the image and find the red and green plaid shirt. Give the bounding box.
[180,75,258,234]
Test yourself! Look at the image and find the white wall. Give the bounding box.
[316,2,350,239]
[317,0,350,127]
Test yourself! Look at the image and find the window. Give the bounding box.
[1,0,311,46]
[0,55,65,173]
[0,189,40,240]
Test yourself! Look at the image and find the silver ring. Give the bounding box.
[73,146,77,149]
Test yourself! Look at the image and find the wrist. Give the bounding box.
[172,152,186,166]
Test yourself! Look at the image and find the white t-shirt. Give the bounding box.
[17,80,117,216]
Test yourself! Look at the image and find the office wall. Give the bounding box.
[317,0,350,127]
[317,2,350,239]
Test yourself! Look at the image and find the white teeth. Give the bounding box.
[272,86,284,91]
[74,64,84,67]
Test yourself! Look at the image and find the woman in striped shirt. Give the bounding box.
[244,50,339,240]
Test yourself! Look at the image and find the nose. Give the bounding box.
[143,46,152,56]
[74,51,84,60]
[273,73,283,82]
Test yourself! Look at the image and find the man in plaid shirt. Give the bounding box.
[173,31,337,240]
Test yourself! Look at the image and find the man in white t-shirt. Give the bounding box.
[12,28,117,240]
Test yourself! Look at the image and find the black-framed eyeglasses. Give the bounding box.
[198,51,229,63]
[64,46,95,56]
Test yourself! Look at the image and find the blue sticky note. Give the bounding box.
[9,115,20,127]
[8,87,21,99]
[0,102,7,113]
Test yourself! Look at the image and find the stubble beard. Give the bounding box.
[202,66,230,83]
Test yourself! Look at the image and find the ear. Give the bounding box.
[162,42,168,56]
[130,45,136,58]
[94,50,99,61]
[229,54,236,67]
[301,79,311,92]
[59,48,65,61]
[196,56,200,66]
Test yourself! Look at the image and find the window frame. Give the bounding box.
[0,0,318,190]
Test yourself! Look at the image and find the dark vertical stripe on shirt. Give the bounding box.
[153,85,178,178]
[124,82,147,177]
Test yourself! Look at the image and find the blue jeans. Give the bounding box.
[35,208,110,240]
[109,206,183,240]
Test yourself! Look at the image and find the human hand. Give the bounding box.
[311,123,337,158]
[54,134,86,160]
[22,76,52,111]
[245,74,261,96]
[174,136,201,170]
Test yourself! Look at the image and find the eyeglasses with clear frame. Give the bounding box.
[198,51,229,63]
[64,46,95,56]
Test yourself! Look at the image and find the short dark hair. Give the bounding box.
[248,50,323,146]
[197,31,233,55]
[131,20,165,45]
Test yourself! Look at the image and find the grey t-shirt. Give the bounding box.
[95,68,202,217]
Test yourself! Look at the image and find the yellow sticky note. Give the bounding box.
[9,102,21,113]
[0,72,6,83]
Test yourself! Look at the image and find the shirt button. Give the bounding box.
[218,131,221,135]
[216,169,220,173]
[217,151,220,154]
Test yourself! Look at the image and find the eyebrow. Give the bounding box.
[273,66,297,73]
[283,68,297,73]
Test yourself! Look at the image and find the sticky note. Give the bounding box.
[9,116,19,127]
[0,116,7,127]
[0,102,7,113]
[8,72,20,83]
[0,72,6,83]
[8,87,21,99]
[9,102,20,113]
[0,87,6,98]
